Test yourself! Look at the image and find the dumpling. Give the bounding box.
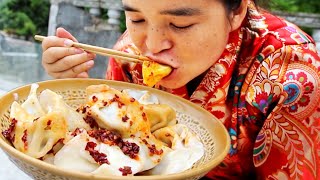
[5,87,68,158]
[146,124,204,175]
[54,130,99,173]
[122,89,159,105]
[91,140,143,176]
[84,84,151,137]
[39,89,91,131]
[11,111,67,158]
[10,101,37,123]
[128,132,169,172]
[21,83,45,118]
[142,61,172,87]
[54,129,167,176]
[143,104,177,132]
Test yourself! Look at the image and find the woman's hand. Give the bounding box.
[41,27,96,78]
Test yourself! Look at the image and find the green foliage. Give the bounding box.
[269,0,320,14]
[119,11,127,33]
[0,0,50,38]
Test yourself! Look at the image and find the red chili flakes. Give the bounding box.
[88,129,140,159]
[122,115,129,122]
[88,129,122,145]
[119,166,132,176]
[83,116,99,128]
[76,105,89,114]
[2,118,17,143]
[71,128,83,137]
[117,101,125,108]
[44,120,52,130]
[22,129,28,150]
[33,117,40,122]
[92,96,98,102]
[165,133,172,137]
[85,141,110,165]
[140,106,144,111]
[148,144,163,156]
[120,141,140,159]
[130,98,135,102]
[129,121,133,126]
[102,100,108,106]
[110,95,125,108]
[142,112,147,121]
[142,139,148,145]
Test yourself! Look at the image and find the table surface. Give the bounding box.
[0,149,31,180]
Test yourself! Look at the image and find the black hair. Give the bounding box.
[225,0,242,11]
[225,0,264,11]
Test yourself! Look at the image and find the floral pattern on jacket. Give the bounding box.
[106,2,320,179]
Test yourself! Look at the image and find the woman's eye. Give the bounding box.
[131,19,145,23]
[170,23,194,30]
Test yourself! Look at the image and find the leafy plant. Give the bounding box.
[269,0,320,14]
[0,0,50,39]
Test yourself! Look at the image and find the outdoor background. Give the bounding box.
[0,0,319,179]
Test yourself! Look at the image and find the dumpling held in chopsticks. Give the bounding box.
[142,61,172,87]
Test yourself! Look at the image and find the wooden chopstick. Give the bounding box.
[34,35,150,63]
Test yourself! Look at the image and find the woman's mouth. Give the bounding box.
[146,55,178,69]
[161,68,177,81]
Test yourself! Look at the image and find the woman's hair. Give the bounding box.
[225,0,265,11]
[225,0,242,11]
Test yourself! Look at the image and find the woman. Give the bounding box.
[41,0,320,179]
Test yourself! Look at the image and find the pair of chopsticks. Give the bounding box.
[34,35,150,63]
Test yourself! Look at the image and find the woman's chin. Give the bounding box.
[159,79,186,89]
[158,69,188,89]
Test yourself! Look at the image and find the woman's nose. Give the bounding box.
[145,27,172,54]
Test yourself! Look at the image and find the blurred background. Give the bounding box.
[0,0,319,179]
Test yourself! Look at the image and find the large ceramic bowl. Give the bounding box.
[0,79,230,180]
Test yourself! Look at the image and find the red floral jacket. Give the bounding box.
[106,2,320,179]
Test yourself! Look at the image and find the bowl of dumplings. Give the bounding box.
[0,79,230,180]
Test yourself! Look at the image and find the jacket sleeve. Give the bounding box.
[251,44,320,179]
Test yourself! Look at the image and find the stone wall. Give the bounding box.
[0,1,122,92]
[49,1,122,78]
[0,32,47,91]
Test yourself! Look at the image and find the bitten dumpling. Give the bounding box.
[142,61,172,87]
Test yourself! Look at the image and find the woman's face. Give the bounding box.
[123,0,232,89]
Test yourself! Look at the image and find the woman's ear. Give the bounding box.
[229,0,249,31]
